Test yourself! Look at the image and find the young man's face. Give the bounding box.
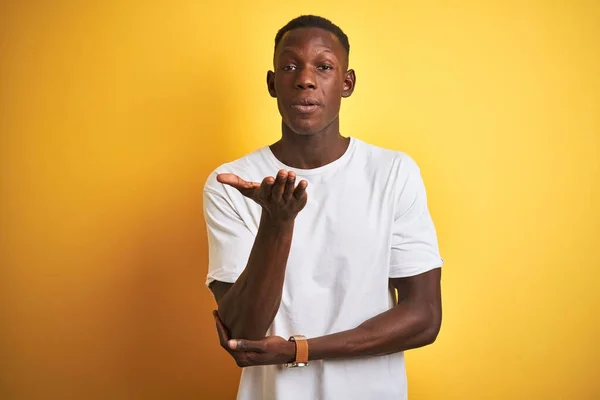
[268,27,355,136]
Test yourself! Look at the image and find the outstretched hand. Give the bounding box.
[217,170,308,222]
[213,311,294,368]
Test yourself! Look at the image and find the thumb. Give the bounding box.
[217,173,260,197]
[229,339,265,353]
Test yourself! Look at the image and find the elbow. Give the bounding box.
[215,284,278,340]
[420,307,442,347]
[231,327,268,341]
[218,308,269,341]
[422,323,440,346]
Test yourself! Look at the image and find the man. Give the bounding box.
[203,15,444,400]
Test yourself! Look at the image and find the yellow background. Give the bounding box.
[1,1,599,399]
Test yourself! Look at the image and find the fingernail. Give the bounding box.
[228,340,237,349]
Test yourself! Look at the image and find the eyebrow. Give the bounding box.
[277,47,337,57]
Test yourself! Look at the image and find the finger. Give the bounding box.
[283,171,296,202]
[229,339,266,353]
[259,176,275,202]
[214,311,230,338]
[213,310,229,335]
[217,173,260,198]
[293,179,308,200]
[213,311,231,348]
[216,173,249,188]
[213,314,228,348]
[270,170,288,201]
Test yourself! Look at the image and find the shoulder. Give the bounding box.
[353,138,421,177]
[203,147,267,194]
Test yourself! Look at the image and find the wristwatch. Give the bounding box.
[285,335,309,368]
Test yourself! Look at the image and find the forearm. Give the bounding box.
[307,301,440,361]
[218,213,294,340]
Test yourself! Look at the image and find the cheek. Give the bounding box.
[275,73,295,89]
[323,83,343,106]
[276,97,288,116]
[322,77,344,96]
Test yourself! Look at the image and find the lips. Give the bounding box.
[293,97,321,106]
[291,97,322,114]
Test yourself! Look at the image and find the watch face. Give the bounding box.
[285,362,308,368]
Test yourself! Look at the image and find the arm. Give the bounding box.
[207,170,308,340]
[219,268,442,365]
[216,155,443,365]
[303,156,444,359]
[211,214,295,340]
[306,267,442,360]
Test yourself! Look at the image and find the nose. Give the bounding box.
[295,67,316,89]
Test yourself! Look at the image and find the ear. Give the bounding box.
[266,70,277,98]
[342,69,356,98]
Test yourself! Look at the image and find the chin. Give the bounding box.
[285,118,327,136]
[289,125,323,136]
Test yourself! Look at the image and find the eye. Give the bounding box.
[282,65,297,71]
[318,64,333,71]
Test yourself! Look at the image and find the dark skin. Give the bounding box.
[211,172,307,341]
[210,27,442,367]
[266,26,356,169]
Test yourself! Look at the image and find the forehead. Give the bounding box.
[275,27,344,59]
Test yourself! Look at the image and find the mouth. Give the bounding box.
[291,98,322,114]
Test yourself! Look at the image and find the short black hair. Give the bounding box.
[274,15,350,57]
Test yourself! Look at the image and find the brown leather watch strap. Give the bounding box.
[290,335,309,366]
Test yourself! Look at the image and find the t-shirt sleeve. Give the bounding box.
[203,174,255,287]
[389,156,444,278]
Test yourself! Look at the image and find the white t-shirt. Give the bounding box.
[203,137,444,400]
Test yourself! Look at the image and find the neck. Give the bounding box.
[270,118,350,170]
